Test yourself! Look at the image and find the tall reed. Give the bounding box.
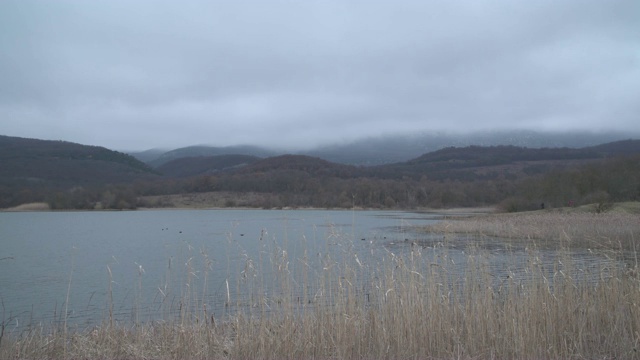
[425,211,638,250]
[2,212,639,359]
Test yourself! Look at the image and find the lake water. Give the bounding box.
[0,209,444,330]
[0,209,621,332]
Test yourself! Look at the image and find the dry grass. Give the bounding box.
[1,202,50,211]
[2,211,640,359]
[425,208,639,251]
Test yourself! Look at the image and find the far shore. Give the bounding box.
[2,202,51,211]
[1,192,499,213]
[0,201,492,214]
[4,199,638,218]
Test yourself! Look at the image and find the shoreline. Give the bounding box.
[1,202,51,212]
[1,200,496,214]
[4,201,638,216]
[0,203,491,214]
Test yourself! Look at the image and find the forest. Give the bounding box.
[134,154,640,211]
[1,135,639,211]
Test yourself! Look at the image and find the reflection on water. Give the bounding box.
[0,209,625,332]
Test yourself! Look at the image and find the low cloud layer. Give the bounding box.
[1,0,638,150]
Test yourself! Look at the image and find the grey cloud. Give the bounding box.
[0,0,638,150]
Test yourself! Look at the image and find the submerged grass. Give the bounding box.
[2,211,640,359]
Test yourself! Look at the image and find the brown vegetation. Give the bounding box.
[425,203,640,250]
[2,211,640,359]
[2,202,50,211]
[2,135,640,211]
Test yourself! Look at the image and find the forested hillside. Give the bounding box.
[145,145,277,167]
[135,142,640,210]
[2,135,639,211]
[0,135,158,208]
[156,154,260,177]
[133,131,636,166]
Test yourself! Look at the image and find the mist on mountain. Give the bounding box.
[130,130,637,167]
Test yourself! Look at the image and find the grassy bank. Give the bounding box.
[2,210,639,359]
[425,202,640,251]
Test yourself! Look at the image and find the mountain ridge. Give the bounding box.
[0,135,159,207]
[130,130,638,166]
[2,133,639,210]
[0,135,156,180]
[156,154,261,178]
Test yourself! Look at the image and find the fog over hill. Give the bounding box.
[2,132,639,210]
[141,145,278,167]
[3,1,637,153]
[131,130,638,166]
[303,130,636,165]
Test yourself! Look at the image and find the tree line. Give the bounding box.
[2,154,638,212]
[139,154,639,211]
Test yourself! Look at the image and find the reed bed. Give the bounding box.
[426,211,639,251]
[2,212,640,359]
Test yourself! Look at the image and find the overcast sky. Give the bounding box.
[1,1,638,151]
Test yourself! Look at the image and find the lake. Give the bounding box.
[0,209,445,330]
[0,209,620,332]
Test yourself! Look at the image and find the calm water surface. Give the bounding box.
[0,209,440,330]
[0,209,620,332]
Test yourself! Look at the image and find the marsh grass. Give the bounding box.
[426,211,639,251]
[2,212,640,359]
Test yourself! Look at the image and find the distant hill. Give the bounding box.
[142,145,279,167]
[303,130,637,165]
[408,146,594,165]
[128,148,168,163]
[133,130,638,167]
[5,135,638,188]
[209,155,363,195]
[198,140,640,183]
[588,139,640,156]
[238,154,359,178]
[180,140,637,209]
[368,140,640,181]
[0,135,158,193]
[407,139,640,165]
[3,133,639,210]
[156,154,261,177]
